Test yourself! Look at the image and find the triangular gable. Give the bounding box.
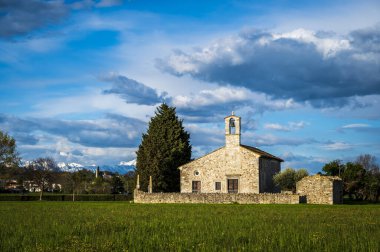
[240,145,284,162]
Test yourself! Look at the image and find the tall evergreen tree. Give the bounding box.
[136,103,191,192]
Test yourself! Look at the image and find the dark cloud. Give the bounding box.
[0,0,123,38]
[350,25,380,53]
[0,113,145,148]
[0,0,68,38]
[102,74,167,105]
[12,132,39,145]
[157,26,380,108]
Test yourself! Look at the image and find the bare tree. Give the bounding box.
[26,157,58,200]
[356,154,379,173]
[64,170,94,201]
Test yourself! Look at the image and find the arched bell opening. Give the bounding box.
[229,118,236,134]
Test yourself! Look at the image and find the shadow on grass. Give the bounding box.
[343,199,380,205]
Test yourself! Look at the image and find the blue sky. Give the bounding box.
[1,0,379,172]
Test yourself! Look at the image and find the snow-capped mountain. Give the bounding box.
[57,160,136,174]
[57,162,84,172]
[119,159,136,166]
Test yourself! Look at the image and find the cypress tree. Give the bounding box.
[136,103,191,192]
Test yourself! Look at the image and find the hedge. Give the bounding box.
[0,194,133,201]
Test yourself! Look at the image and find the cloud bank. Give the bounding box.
[0,0,68,37]
[157,26,380,108]
[0,113,145,148]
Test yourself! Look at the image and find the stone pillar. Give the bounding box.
[148,176,152,193]
[136,174,140,190]
[95,166,99,178]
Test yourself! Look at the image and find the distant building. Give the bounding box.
[179,113,283,194]
[23,181,41,192]
[4,179,20,190]
[23,181,62,192]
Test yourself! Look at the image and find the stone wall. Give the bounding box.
[296,175,343,204]
[179,146,261,194]
[134,190,300,204]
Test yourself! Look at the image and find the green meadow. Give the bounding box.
[0,202,379,251]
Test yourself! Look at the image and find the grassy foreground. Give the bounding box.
[0,202,379,251]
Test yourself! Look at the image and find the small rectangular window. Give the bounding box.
[215,182,221,190]
[192,181,201,193]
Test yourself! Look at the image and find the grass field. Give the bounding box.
[0,202,379,251]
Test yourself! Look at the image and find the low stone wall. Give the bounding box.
[134,190,300,204]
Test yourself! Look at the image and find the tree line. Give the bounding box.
[321,154,380,202]
[274,154,380,202]
[0,103,191,199]
[0,130,136,200]
[0,156,136,200]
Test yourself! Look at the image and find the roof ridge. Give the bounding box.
[240,144,284,162]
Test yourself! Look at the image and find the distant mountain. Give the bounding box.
[57,162,84,172]
[57,160,136,174]
[119,159,136,166]
[99,164,135,174]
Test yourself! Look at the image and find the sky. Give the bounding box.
[0,0,379,173]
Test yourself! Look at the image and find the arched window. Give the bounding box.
[229,118,236,134]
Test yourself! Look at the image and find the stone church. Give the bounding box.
[179,113,283,194]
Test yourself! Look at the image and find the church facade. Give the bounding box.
[179,114,283,194]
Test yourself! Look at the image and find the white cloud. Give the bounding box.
[322,141,353,150]
[172,87,250,108]
[28,88,155,121]
[171,86,301,119]
[273,28,351,58]
[59,151,68,157]
[264,121,308,131]
[342,123,370,129]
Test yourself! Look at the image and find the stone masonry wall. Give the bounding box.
[179,146,261,193]
[134,190,300,204]
[296,175,343,204]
